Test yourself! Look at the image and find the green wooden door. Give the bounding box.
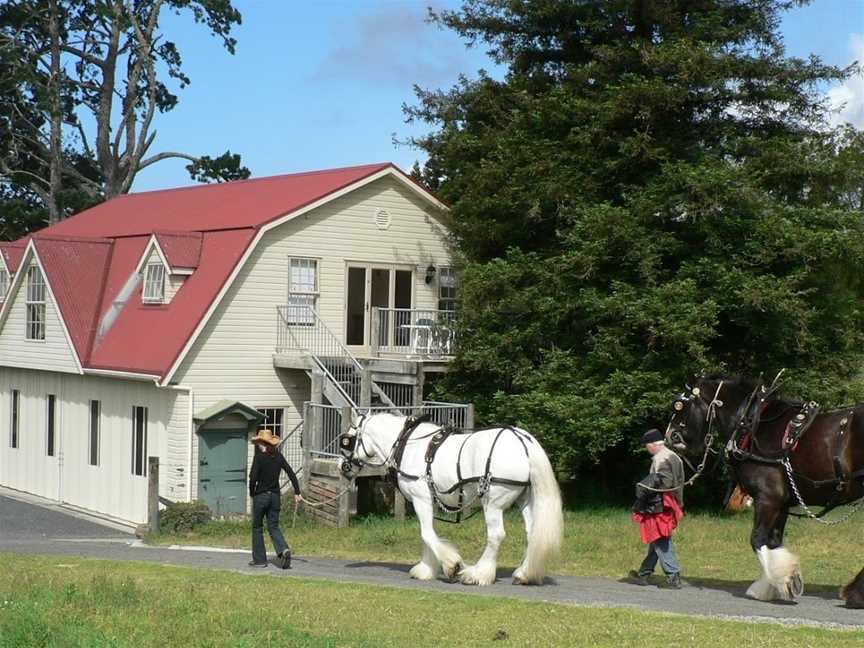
[199,430,247,516]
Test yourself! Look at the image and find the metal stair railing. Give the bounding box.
[276,305,399,411]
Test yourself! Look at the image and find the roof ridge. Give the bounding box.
[34,234,114,245]
[154,230,204,238]
[119,162,394,199]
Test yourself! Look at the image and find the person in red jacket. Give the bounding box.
[629,428,685,589]
[248,428,304,568]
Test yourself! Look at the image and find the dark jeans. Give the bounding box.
[251,491,288,564]
[638,536,681,576]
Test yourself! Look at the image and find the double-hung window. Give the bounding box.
[10,389,19,448]
[25,266,46,340]
[89,400,100,466]
[132,406,148,476]
[438,266,457,312]
[287,258,318,325]
[143,263,165,303]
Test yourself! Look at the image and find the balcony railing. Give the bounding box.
[371,308,457,357]
[303,401,474,458]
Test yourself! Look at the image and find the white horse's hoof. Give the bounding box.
[512,566,526,584]
[746,577,775,601]
[442,560,464,582]
[459,564,495,586]
[409,563,436,581]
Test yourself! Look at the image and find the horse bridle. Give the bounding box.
[663,380,726,485]
[340,411,416,477]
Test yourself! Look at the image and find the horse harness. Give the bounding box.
[387,417,532,523]
[724,384,864,517]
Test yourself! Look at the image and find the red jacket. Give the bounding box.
[632,492,684,544]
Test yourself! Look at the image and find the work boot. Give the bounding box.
[628,570,651,586]
[660,573,683,589]
[279,550,292,570]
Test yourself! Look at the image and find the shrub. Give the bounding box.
[159,501,212,533]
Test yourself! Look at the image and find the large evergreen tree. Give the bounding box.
[407,0,864,478]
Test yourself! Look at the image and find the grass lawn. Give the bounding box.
[150,506,863,593]
[0,553,860,647]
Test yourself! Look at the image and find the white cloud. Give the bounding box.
[827,33,864,129]
[310,3,493,89]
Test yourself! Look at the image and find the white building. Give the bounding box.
[0,163,457,525]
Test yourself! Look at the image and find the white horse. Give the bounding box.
[340,412,563,586]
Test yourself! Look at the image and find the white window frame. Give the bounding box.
[256,407,285,438]
[10,389,19,449]
[25,265,46,340]
[142,263,166,304]
[89,400,100,466]
[287,257,319,325]
[132,405,148,476]
[0,267,8,303]
[46,394,56,457]
[438,266,457,312]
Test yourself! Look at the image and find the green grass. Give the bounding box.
[0,553,859,647]
[149,506,864,592]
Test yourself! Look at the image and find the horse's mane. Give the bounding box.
[700,372,808,408]
[700,373,762,393]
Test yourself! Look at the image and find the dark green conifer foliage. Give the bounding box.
[407,1,864,476]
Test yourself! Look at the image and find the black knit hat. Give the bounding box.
[640,428,664,445]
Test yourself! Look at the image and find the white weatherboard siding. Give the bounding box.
[173,176,452,499]
[0,265,79,374]
[0,367,188,524]
[166,274,186,303]
[164,387,191,502]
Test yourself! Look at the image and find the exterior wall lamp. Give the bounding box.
[425,265,437,284]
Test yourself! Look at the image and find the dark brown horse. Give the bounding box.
[668,374,864,605]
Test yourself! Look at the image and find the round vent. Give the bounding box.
[374,208,392,230]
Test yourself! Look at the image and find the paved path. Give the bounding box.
[1,493,862,630]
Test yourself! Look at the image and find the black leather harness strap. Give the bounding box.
[390,424,532,523]
[388,414,434,483]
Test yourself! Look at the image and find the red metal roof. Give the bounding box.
[155,231,203,269]
[0,241,27,272]
[34,236,114,362]
[4,163,404,378]
[86,229,255,376]
[44,162,394,238]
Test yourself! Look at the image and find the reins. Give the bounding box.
[651,380,726,493]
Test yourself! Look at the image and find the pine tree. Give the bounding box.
[407,0,864,476]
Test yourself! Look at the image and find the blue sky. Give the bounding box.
[133,0,864,192]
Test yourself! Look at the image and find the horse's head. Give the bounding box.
[338,410,372,478]
[667,374,762,457]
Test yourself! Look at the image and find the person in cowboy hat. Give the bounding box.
[629,428,686,589]
[248,427,304,568]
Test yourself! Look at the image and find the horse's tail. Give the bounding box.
[521,439,563,584]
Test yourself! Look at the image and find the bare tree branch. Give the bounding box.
[138,150,198,170]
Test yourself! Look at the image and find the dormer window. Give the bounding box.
[143,263,166,303]
[25,265,46,340]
